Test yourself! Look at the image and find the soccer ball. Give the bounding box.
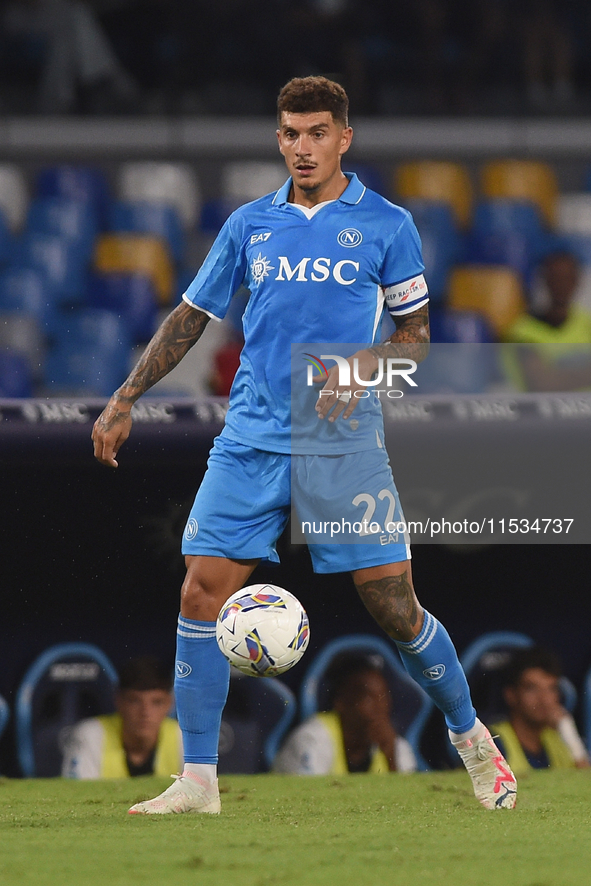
[216,584,310,677]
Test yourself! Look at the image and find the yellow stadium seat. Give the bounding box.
[447,266,527,337]
[394,161,473,228]
[481,160,558,228]
[94,234,174,305]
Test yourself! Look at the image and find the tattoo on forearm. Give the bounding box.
[115,303,209,403]
[368,304,430,365]
[354,573,423,641]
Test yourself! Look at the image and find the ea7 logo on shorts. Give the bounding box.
[423,664,446,680]
[184,518,198,540]
[250,232,272,244]
[176,661,192,678]
[337,228,363,248]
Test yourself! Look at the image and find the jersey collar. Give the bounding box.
[272,172,366,207]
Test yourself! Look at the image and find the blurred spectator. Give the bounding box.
[61,656,182,778]
[491,647,589,775]
[273,655,417,774]
[503,250,591,390]
[1,0,137,113]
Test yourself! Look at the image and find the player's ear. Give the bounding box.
[339,126,353,156]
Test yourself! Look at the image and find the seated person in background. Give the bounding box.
[491,647,589,777]
[62,656,182,779]
[273,655,417,775]
[503,250,591,391]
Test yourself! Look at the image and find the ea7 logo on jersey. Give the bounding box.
[250,232,272,244]
[337,228,363,248]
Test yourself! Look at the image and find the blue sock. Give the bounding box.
[174,615,230,763]
[395,610,476,734]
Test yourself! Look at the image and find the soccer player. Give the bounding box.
[92,76,517,813]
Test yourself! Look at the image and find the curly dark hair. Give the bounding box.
[502,647,562,689]
[277,76,349,127]
[118,656,172,692]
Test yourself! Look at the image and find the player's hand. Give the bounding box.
[314,349,379,422]
[366,716,397,771]
[91,398,133,468]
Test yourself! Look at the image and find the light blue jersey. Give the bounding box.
[183,173,428,455]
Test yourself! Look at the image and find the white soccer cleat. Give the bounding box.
[128,771,221,815]
[451,723,517,810]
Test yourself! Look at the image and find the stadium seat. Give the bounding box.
[481,161,559,229]
[299,634,432,771]
[0,313,45,377]
[118,162,201,228]
[26,197,98,261]
[394,162,473,228]
[465,231,538,284]
[404,199,462,301]
[0,693,9,743]
[36,166,111,227]
[460,631,577,724]
[199,198,244,235]
[14,233,87,305]
[0,164,28,232]
[447,266,527,337]
[218,671,296,773]
[0,207,12,265]
[428,308,494,344]
[44,308,131,395]
[15,642,118,777]
[94,234,174,305]
[0,267,56,327]
[344,163,387,197]
[108,200,185,265]
[472,199,545,240]
[221,161,287,201]
[557,193,591,236]
[87,272,158,343]
[0,350,33,397]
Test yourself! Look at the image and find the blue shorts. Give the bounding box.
[182,435,410,574]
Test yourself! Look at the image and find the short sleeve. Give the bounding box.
[381,212,429,318]
[183,213,247,321]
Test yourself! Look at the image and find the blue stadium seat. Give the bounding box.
[0,693,9,744]
[36,166,110,226]
[344,163,387,197]
[403,199,462,301]
[465,231,538,284]
[199,198,244,235]
[108,200,186,265]
[0,206,12,266]
[562,233,591,266]
[412,310,498,394]
[26,197,98,261]
[44,309,131,395]
[299,634,432,771]
[0,350,33,397]
[13,233,87,305]
[472,199,545,240]
[88,272,158,343]
[0,267,56,327]
[218,672,297,773]
[15,642,118,777]
[428,308,494,344]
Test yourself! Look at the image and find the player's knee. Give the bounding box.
[180,560,220,614]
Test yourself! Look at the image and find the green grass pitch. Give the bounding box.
[1,770,591,886]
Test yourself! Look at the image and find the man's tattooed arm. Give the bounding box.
[368,303,430,366]
[113,301,210,405]
[91,302,210,466]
